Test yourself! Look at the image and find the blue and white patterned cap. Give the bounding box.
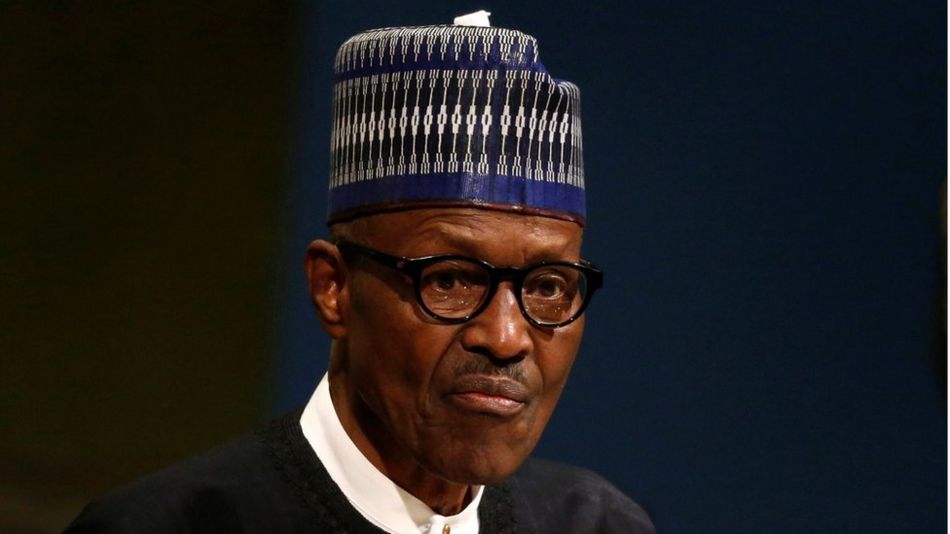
[327,19,585,225]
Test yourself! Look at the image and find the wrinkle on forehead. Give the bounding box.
[331,208,583,262]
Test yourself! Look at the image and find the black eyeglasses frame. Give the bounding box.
[335,240,603,328]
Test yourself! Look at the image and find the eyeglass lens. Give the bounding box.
[418,259,588,324]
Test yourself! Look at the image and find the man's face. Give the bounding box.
[335,208,586,485]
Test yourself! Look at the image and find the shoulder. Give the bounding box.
[65,419,304,532]
[504,457,655,534]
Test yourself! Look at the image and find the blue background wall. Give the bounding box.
[273,2,946,532]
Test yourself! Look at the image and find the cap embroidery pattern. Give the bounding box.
[327,25,585,224]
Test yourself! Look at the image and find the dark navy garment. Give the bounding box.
[66,412,654,533]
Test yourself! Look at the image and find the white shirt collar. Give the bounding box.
[300,373,484,534]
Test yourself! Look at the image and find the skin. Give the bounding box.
[305,207,585,515]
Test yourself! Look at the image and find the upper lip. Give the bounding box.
[449,375,530,403]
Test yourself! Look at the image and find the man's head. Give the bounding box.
[305,19,592,492]
[307,207,587,484]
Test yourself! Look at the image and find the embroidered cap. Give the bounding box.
[327,16,585,225]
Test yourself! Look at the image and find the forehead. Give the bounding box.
[344,208,584,263]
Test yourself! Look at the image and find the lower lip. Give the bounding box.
[450,392,525,416]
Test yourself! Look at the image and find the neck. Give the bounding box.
[327,356,471,515]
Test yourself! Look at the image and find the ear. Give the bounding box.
[305,240,349,339]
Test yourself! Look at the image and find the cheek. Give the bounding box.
[533,319,584,416]
[346,277,453,418]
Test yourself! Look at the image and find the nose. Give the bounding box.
[460,281,534,361]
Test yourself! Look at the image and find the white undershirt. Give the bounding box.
[300,373,484,534]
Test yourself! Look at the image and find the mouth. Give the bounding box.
[447,375,530,417]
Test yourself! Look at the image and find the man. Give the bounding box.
[68,13,655,533]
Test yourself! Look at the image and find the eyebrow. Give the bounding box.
[419,225,577,264]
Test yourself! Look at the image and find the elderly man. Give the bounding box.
[68,14,654,534]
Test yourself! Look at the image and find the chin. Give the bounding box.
[431,457,523,486]
[419,436,538,486]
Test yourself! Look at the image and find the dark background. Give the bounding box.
[3,1,945,532]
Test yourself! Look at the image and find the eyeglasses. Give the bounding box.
[336,240,603,328]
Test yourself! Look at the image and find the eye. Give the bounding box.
[418,259,489,317]
[429,270,464,291]
[528,274,568,298]
[524,266,581,301]
[420,260,486,294]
